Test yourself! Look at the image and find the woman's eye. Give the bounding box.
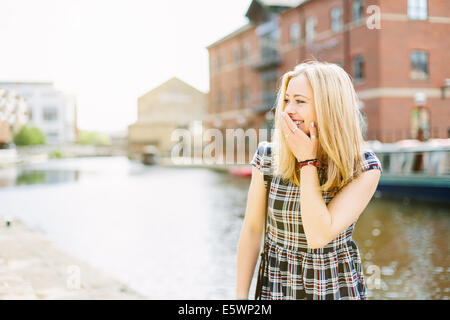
[284,99,304,104]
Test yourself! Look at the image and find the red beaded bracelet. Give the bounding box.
[296,159,327,169]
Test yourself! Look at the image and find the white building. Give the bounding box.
[0,81,77,145]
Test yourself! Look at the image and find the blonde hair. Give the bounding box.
[272,60,367,197]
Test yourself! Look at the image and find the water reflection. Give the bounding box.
[354,197,449,299]
[16,170,80,186]
[0,156,448,299]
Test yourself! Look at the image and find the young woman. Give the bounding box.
[236,61,383,300]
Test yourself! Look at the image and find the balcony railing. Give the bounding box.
[251,48,282,71]
[252,91,277,114]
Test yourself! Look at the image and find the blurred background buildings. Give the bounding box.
[206,0,449,148]
[0,81,78,145]
[128,77,206,158]
[0,0,448,162]
[0,0,448,300]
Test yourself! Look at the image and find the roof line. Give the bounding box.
[0,80,54,85]
[206,23,255,49]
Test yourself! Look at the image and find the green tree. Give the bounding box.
[13,125,46,146]
[77,130,111,146]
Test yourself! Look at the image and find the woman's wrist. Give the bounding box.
[296,156,317,163]
[297,159,327,170]
[297,158,317,163]
[300,163,318,170]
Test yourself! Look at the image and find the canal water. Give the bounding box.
[0,156,448,299]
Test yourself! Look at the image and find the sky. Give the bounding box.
[0,0,250,133]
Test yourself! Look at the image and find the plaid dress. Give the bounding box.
[250,141,383,300]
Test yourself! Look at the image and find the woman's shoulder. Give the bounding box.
[360,148,383,173]
[250,140,274,173]
[256,140,274,157]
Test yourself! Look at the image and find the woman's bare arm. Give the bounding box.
[235,166,267,299]
[299,165,381,249]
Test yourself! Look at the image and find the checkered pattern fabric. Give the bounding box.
[250,141,383,300]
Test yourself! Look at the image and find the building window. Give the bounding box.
[408,0,428,20]
[218,55,224,69]
[243,86,251,105]
[43,106,58,121]
[331,7,343,32]
[233,48,240,65]
[220,92,226,108]
[211,57,218,73]
[213,95,220,112]
[306,17,317,43]
[41,92,56,98]
[233,88,240,106]
[46,131,58,138]
[352,55,364,82]
[289,22,300,45]
[352,0,364,21]
[243,43,250,61]
[410,50,429,80]
[21,91,33,99]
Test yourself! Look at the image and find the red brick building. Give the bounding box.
[206,0,449,145]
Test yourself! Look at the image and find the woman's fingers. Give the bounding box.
[281,112,295,133]
[282,112,308,141]
[280,114,292,138]
[310,121,318,139]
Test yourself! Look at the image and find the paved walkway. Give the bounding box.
[0,218,145,299]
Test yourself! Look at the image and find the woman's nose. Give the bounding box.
[284,104,296,117]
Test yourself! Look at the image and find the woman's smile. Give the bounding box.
[294,120,304,128]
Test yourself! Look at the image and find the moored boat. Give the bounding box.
[141,145,160,165]
[228,165,252,178]
[367,139,450,203]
